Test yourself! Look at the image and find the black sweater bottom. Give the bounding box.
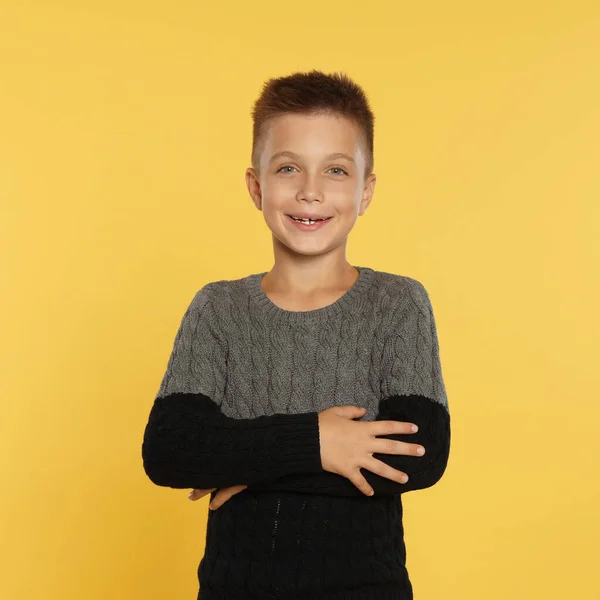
[196,489,413,600]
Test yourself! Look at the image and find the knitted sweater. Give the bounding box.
[141,265,451,600]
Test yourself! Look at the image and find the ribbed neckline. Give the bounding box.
[245,265,376,324]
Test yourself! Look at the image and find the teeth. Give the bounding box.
[291,216,328,224]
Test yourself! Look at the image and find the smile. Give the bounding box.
[286,215,333,231]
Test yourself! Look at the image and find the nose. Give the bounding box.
[295,171,323,203]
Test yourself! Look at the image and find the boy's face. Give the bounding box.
[246,112,376,258]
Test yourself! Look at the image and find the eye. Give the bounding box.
[276,165,348,175]
[329,167,348,176]
[276,165,297,173]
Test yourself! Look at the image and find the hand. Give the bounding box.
[188,484,248,510]
[317,405,424,496]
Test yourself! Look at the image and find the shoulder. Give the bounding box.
[187,275,247,320]
[370,268,432,315]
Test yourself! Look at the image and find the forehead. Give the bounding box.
[263,112,362,156]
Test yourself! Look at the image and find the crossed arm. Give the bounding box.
[142,280,450,497]
[141,390,450,497]
[248,393,450,496]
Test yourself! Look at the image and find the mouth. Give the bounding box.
[286,214,333,231]
[286,215,333,224]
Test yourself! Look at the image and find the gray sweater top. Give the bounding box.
[142,265,451,600]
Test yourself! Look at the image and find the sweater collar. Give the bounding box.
[245,265,376,325]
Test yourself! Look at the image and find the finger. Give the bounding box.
[188,488,217,501]
[209,489,235,510]
[363,456,409,485]
[373,437,425,457]
[209,485,247,510]
[371,420,419,436]
[347,470,375,497]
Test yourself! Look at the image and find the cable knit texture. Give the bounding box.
[141,266,451,599]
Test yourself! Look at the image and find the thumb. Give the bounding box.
[338,405,367,419]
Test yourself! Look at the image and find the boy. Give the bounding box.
[142,69,451,600]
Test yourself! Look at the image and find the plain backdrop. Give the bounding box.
[1,1,599,598]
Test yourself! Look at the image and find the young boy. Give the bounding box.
[141,69,451,600]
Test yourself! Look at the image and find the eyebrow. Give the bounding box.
[269,150,356,165]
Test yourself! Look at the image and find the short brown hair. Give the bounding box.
[250,69,375,181]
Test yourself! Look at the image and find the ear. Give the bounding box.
[358,172,376,216]
[245,168,263,210]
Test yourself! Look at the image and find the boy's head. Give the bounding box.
[246,70,376,258]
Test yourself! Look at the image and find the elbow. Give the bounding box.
[141,432,217,490]
[143,463,170,488]
[140,393,223,489]
[141,425,189,488]
[141,446,200,489]
[414,447,450,490]
[402,425,451,492]
[141,436,173,487]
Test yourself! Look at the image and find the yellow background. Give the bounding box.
[2,1,599,598]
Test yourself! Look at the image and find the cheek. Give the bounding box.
[261,205,288,230]
[261,179,294,204]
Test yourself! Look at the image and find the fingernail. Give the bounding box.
[411,425,418,432]
[209,503,214,510]
[188,492,194,499]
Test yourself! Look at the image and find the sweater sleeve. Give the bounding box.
[141,286,324,490]
[247,279,451,497]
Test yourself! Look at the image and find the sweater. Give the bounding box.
[141,265,451,600]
